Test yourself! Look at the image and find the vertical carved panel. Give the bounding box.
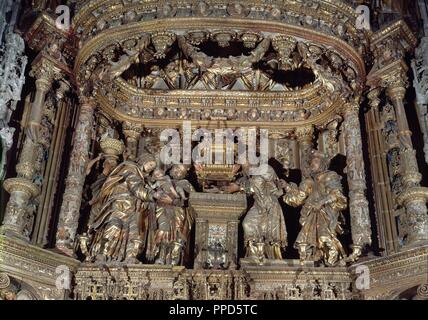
[343,104,372,257]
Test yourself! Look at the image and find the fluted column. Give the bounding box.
[33,80,70,246]
[0,61,59,240]
[387,80,428,244]
[56,97,95,255]
[343,102,372,260]
[366,89,398,254]
[295,126,314,178]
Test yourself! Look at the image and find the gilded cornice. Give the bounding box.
[349,245,428,298]
[370,20,417,50]
[25,13,69,52]
[74,17,366,82]
[0,235,80,285]
[115,77,323,99]
[72,0,361,38]
[367,59,409,89]
[367,20,417,88]
[96,90,348,130]
[245,267,350,281]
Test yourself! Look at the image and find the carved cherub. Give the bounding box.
[107,35,151,81]
[178,35,271,89]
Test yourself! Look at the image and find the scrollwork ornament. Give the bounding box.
[416,284,428,300]
[0,273,11,289]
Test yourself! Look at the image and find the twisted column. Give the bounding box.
[343,102,372,260]
[55,97,95,255]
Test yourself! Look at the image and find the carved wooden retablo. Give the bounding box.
[0,0,428,301]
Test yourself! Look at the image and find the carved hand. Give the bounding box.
[278,179,290,190]
[158,194,174,205]
[221,183,241,194]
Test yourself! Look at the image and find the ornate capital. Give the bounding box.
[295,126,314,143]
[344,102,360,115]
[30,57,62,87]
[3,178,40,199]
[79,95,97,109]
[380,65,409,101]
[56,80,71,100]
[123,122,143,139]
[367,88,381,108]
[387,84,407,101]
[34,78,51,92]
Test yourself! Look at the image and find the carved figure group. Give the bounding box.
[282,151,348,266]
[80,152,194,266]
[224,151,348,266]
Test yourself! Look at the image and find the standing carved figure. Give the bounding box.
[281,151,347,266]
[225,164,287,264]
[147,164,194,266]
[80,154,158,264]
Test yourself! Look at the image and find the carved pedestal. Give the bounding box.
[190,192,247,270]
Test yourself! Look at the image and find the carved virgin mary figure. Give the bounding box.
[81,154,158,264]
[225,163,287,263]
[281,151,347,266]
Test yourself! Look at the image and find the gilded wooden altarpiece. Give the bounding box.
[0,0,428,301]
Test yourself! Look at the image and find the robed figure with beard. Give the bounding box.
[281,151,348,266]
[81,155,158,264]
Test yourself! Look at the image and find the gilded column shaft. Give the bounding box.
[295,126,314,178]
[1,178,39,239]
[16,76,53,179]
[123,124,141,161]
[0,65,56,240]
[387,84,428,244]
[56,98,95,254]
[33,81,71,246]
[26,59,61,141]
[27,79,49,136]
[343,104,372,258]
[388,86,422,186]
[366,90,399,254]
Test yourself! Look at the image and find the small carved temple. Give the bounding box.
[0,0,428,300]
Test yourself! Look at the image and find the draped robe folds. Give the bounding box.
[241,166,287,255]
[284,171,347,263]
[88,161,155,262]
[147,179,195,263]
